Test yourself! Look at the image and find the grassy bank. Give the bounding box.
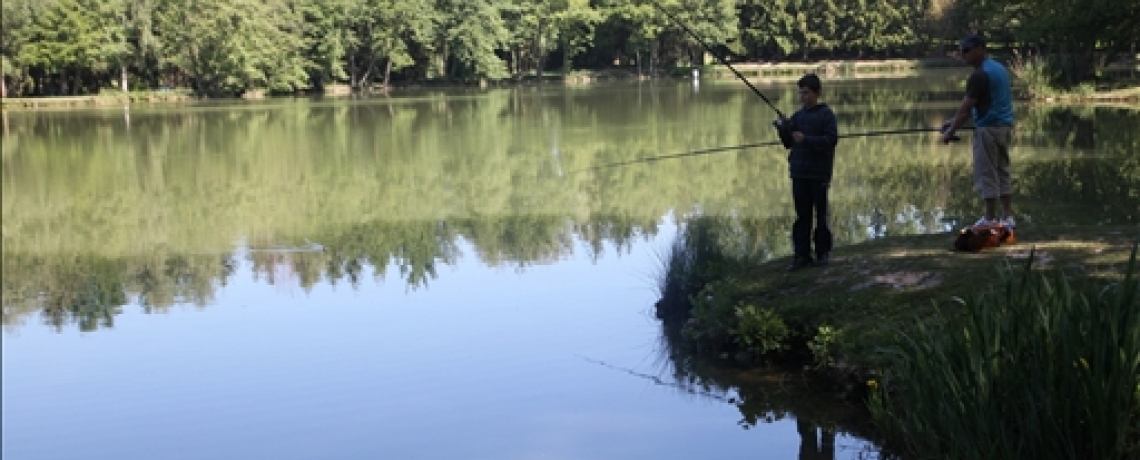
[1,90,197,109]
[655,218,1139,458]
[696,57,963,80]
[658,221,1138,368]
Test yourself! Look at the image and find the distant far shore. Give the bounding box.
[3,58,1137,111]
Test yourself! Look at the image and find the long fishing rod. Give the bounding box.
[646,0,786,119]
[580,126,975,172]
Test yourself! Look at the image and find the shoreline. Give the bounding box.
[6,58,1135,111]
[655,222,1140,381]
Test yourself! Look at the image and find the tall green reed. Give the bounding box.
[654,216,767,323]
[869,245,1139,459]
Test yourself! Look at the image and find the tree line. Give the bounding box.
[1,0,1136,96]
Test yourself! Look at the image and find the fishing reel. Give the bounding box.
[771,119,796,131]
[940,120,962,143]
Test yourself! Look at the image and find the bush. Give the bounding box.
[1010,50,1062,98]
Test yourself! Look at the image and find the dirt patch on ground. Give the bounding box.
[849,271,944,291]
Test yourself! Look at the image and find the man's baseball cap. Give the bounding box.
[960,34,986,51]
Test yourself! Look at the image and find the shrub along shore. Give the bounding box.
[654,219,1139,459]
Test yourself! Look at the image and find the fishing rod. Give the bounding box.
[580,126,975,172]
[645,0,786,119]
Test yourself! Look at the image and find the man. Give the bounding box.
[941,33,1016,228]
[775,74,839,271]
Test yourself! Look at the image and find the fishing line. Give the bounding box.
[578,126,975,172]
[645,0,786,119]
[577,355,739,404]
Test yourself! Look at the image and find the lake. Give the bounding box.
[3,71,1137,460]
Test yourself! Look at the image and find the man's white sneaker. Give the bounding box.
[974,217,995,226]
[1000,216,1017,228]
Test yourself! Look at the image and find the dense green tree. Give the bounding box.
[299,0,353,89]
[596,0,738,73]
[498,0,598,78]
[1,0,1135,95]
[323,0,437,89]
[15,0,127,95]
[0,0,40,96]
[552,0,601,73]
[114,0,165,92]
[838,0,927,57]
[432,0,509,80]
[738,0,797,59]
[155,0,308,95]
[1008,0,1138,84]
[934,0,1139,85]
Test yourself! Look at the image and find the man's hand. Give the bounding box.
[792,131,805,143]
[940,118,958,144]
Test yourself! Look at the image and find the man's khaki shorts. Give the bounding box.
[972,126,1013,199]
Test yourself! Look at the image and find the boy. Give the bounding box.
[774,74,839,271]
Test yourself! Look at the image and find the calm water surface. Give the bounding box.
[3,72,1137,460]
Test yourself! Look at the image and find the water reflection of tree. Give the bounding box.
[4,87,1136,333]
[2,253,234,332]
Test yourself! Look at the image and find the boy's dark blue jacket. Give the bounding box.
[776,104,838,181]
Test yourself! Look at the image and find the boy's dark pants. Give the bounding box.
[792,178,833,259]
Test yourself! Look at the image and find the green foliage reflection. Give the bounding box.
[3,81,1137,331]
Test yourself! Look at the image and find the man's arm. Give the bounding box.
[942,70,985,143]
[942,95,976,143]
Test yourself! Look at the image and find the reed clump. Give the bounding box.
[868,246,1140,460]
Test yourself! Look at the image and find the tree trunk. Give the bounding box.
[511,47,520,79]
[383,58,392,88]
[349,54,358,89]
[360,54,376,91]
[441,42,449,79]
[650,40,658,75]
[533,25,544,81]
[1,75,6,98]
[561,36,571,75]
[121,65,130,93]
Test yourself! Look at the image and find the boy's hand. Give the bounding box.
[792,131,805,143]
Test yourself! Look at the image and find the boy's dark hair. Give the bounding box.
[797,74,822,94]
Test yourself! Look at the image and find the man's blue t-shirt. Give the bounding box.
[966,58,1015,127]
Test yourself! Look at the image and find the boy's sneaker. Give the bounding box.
[1000,216,1017,228]
[787,256,813,272]
[974,216,995,226]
